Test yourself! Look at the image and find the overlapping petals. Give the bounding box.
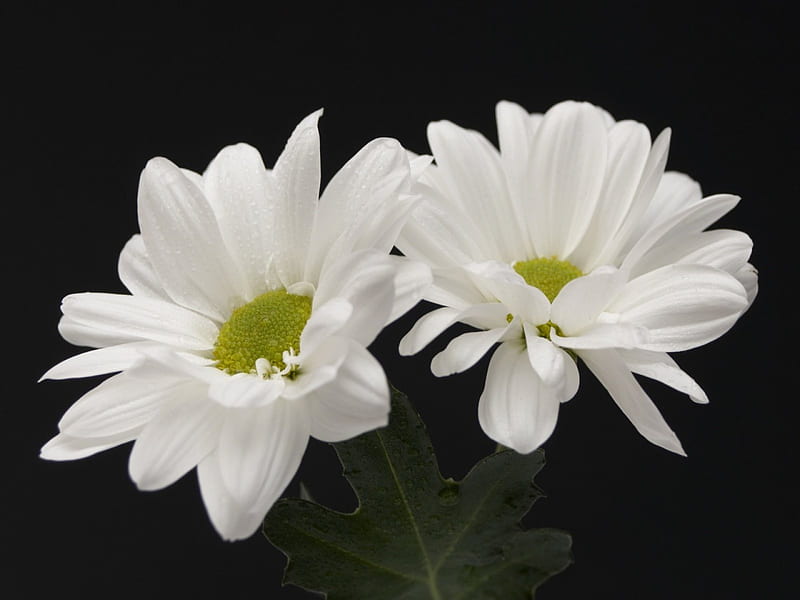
[398,99,755,455]
[42,111,432,540]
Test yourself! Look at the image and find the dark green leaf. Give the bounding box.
[263,389,572,599]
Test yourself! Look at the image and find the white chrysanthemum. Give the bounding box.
[398,100,756,456]
[41,110,432,540]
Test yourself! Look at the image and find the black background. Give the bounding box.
[4,2,797,598]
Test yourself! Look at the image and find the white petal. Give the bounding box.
[117,235,169,300]
[735,263,759,305]
[464,261,550,324]
[197,450,264,541]
[569,120,651,270]
[271,110,323,286]
[299,297,353,357]
[427,120,525,261]
[58,371,196,438]
[619,349,709,403]
[217,399,310,509]
[477,340,561,454]
[313,250,395,347]
[203,143,274,299]
[425,266,492,309]
[305,340,390,442]
[594,128,672,266]
[284,335,349,400]
[640,170,703,232]
[610,264,748,351]
[208,374,285,408]
[550,268,626,334]
[580,349,686,455]
[527,101,608,258]
[551,322,648,350]
[138,157,245,320]
[523,325,567,387]
[386,256,433,322]
[59,292,218,351]
[305,137,407,282]
[622,194,740,273]
[398,303,509,356]
[129,394,223,490]
[39,342,153,381]
[41,430,139,461]
[431,327,509,377]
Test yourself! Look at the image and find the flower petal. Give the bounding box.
[271,109,323,286]
[57,371,195,438]
[477,340,562,454]
[527,101,608,258]
[137,157,245,320]
[580,349,686,455]
[551,322,649,350]
[203,143,275,300]
[610,264,748,351]
[385,255,433,322]
[208,374,285,409]
[217,398,310,510]
[619,349,709,404]
[427,120,525,261]
[128,393,223,491]
[431,326,509,377]
[41,430,139,461]
[305,340,390,442]
[550,268,626,334]
[117,234,169,300]
[305,136,410,284]
[523,325,567,387]
[299,297,353,357]
[58,292,218,351]
[464,261,550,324]
[39,342,154,381]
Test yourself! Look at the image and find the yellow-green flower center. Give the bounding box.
[213,289,312,376]
[512,257,584,302]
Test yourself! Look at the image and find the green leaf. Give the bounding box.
[263,389,572,599]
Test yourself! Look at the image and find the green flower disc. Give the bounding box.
[213,289,312,375]
[513,257,583,303]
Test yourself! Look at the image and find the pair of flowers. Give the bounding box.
[42,101,756,541]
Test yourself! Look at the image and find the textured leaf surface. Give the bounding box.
[263,389,572,599]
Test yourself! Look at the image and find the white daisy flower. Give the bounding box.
[398,100,756,456]
[40,109,432,540]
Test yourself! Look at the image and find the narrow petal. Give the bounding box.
[58,372,195,438]
[117,235,169,300]
[313,250,395,347]
[271,109,323,286]
[305,340,390,442]
[59,292,218,351]
[208,374,285,409]
[203,143,275,299]
[735,263,759,305]
[610,264,748,351]
[197,451,262,541]
[523,325,567,387]
[138,157,245,320]
[305,137,407,283]
[527,101,608,258]
[464,261,550,324]
[398,303,509,356]
[217,399,310,510]
[427,120,525,261]
[299,297,353,357]
[39,342,154,381]
[477,340,561,454]
[431,327,508,377]
[385,256,433,322]
[580,349,686,455]
[284,335,349,400]
[622,194,740,273]
[639,170,703,232]
[129,394,223,491]
[619,349,709,403]
[41,430,139,461]
[550,268,626,334]
[551,322,649,350]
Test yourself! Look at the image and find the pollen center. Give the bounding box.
[213,290,312,375]
[512,257,583,302]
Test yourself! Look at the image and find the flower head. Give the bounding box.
[398,100,756,455]
[41,110,432,540]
